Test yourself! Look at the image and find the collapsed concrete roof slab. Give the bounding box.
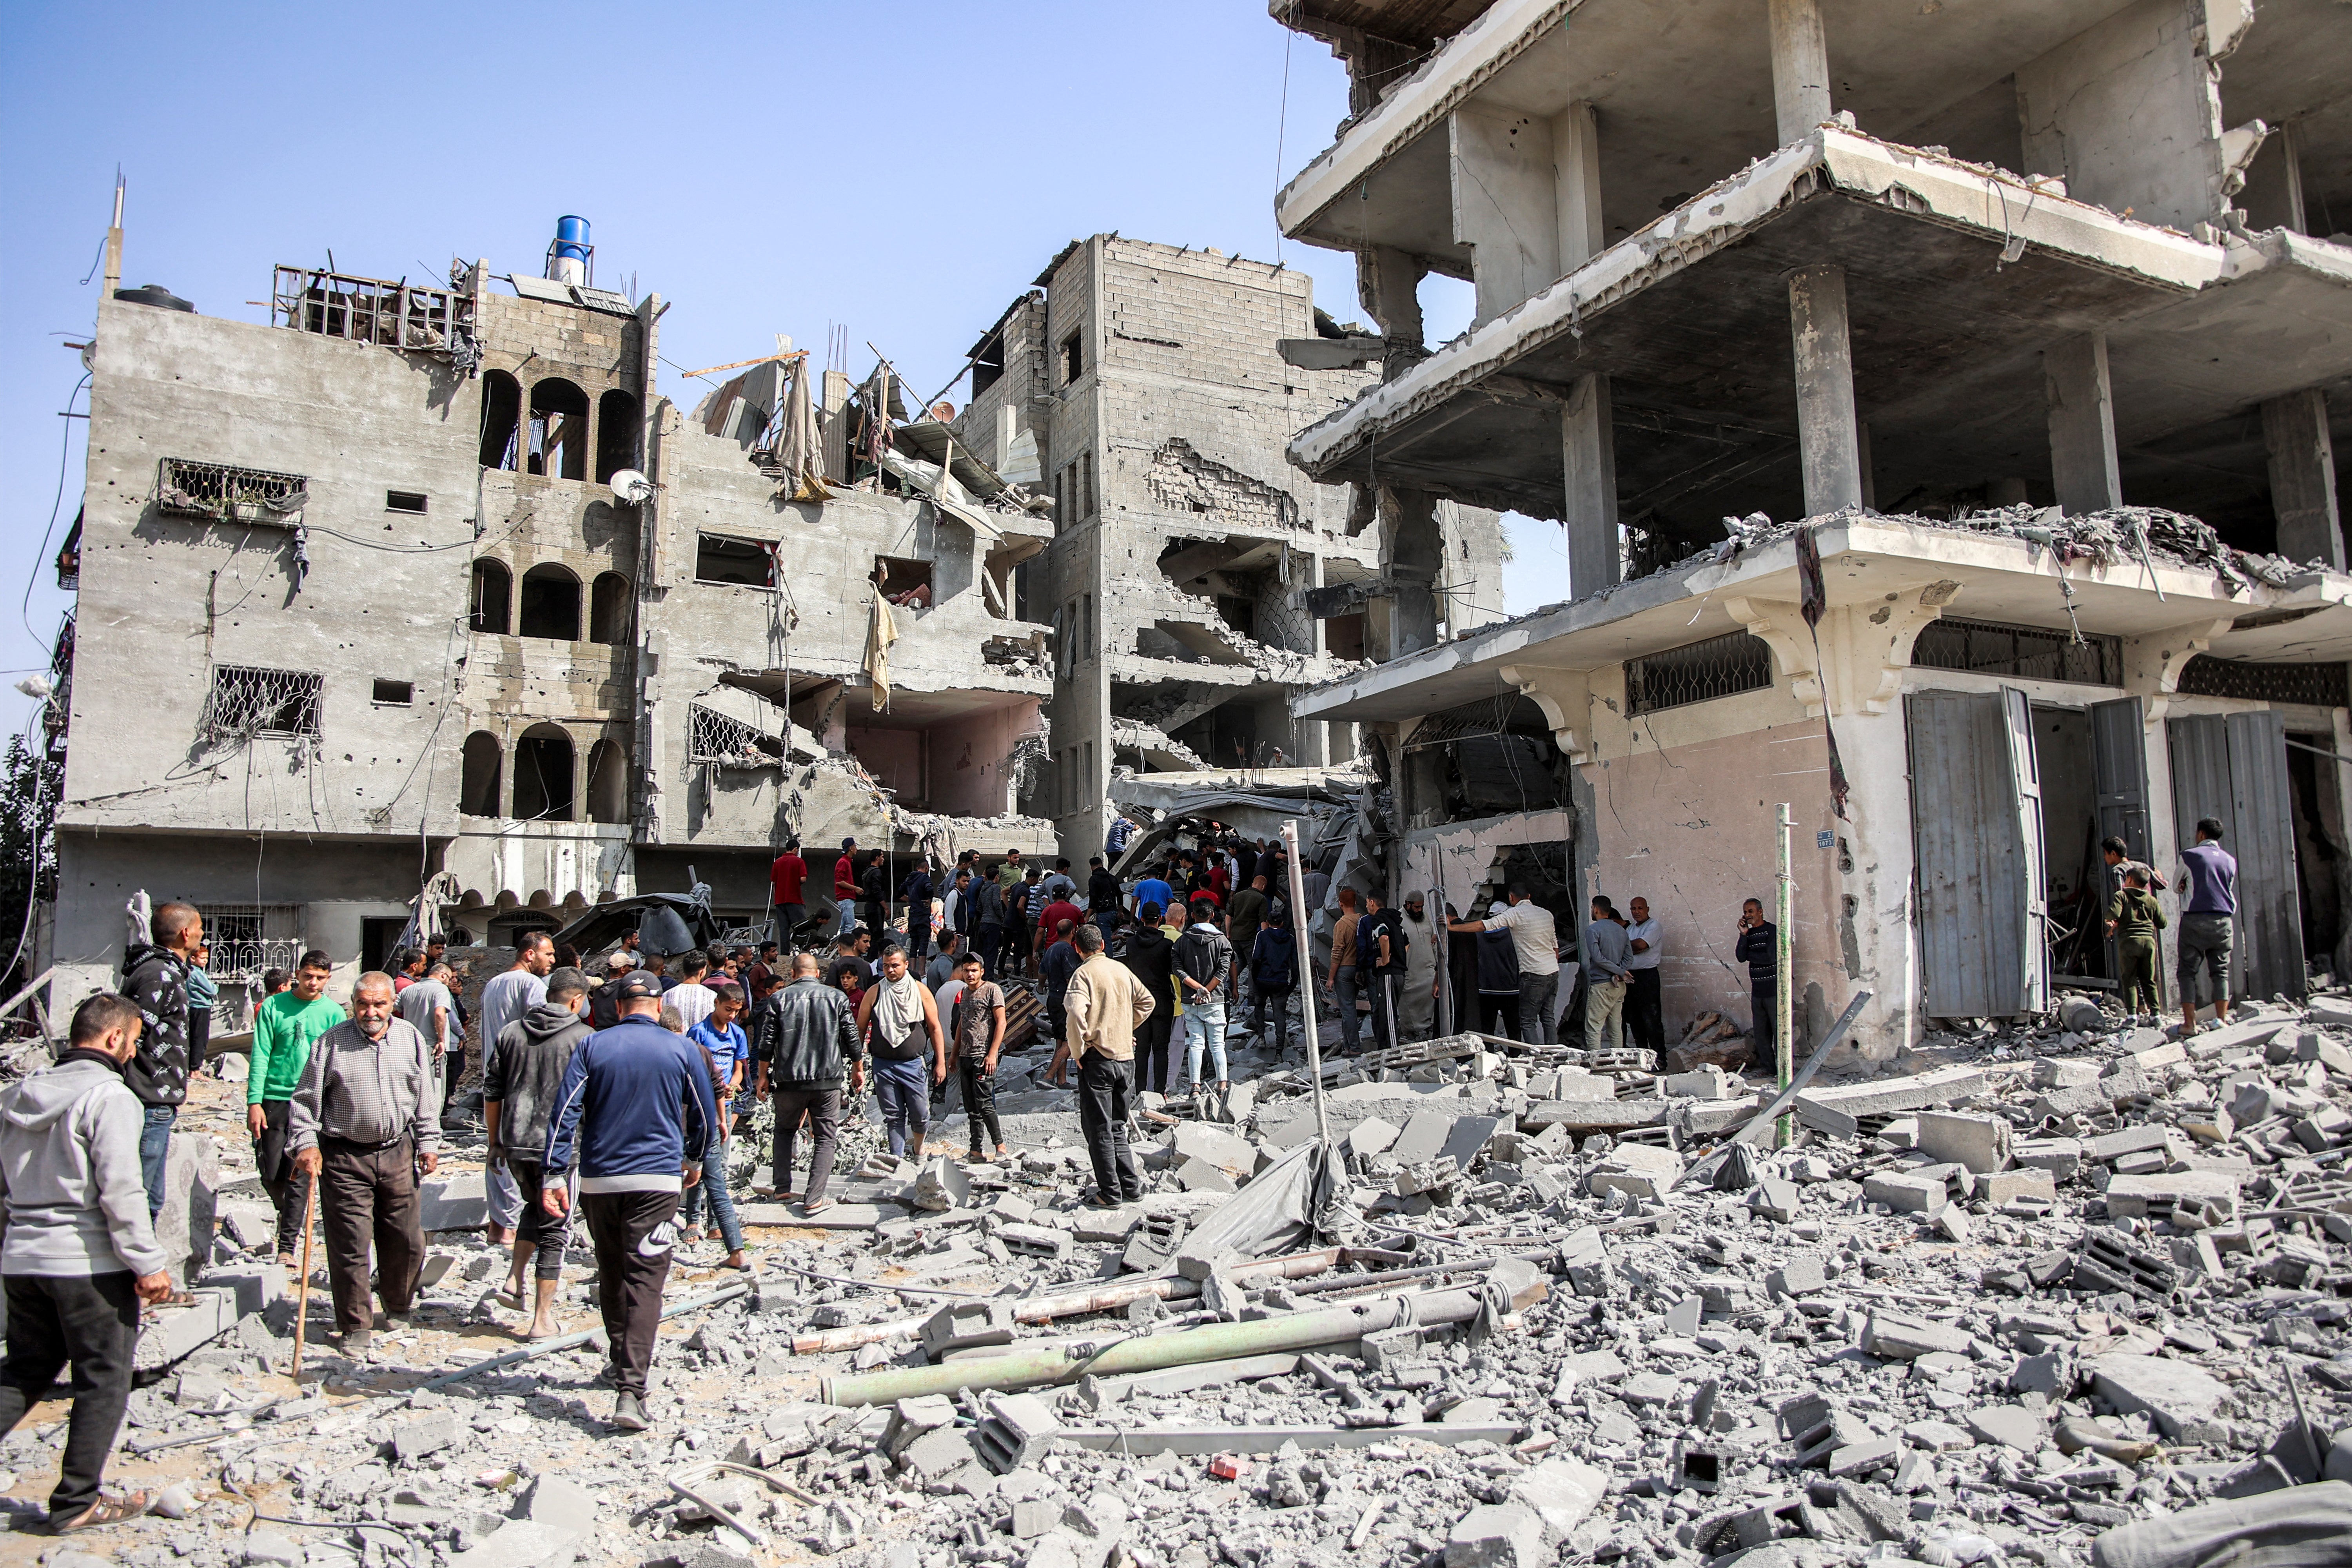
[1288,514,2352,724]
[1287,131,2261,526]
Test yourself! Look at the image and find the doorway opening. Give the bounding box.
[2033,705,2108,983]
[2286,731,2345,982]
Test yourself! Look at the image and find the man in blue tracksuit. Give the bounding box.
[542,969,717,1432]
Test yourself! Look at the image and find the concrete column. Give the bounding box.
[1449,105,1560,327]
[2044,331,2122,515]
[1769,0,1833,145]
[1552,101,1604,270]
[1561,374,1620,597]
[1374,486,1443,661]
[2263,388,2341,567]
[1786,265,1864,517]
[1358,245,1426,352]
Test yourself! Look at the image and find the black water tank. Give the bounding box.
[114,284,194,312]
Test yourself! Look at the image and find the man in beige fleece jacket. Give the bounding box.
[1060,924,1154,1207]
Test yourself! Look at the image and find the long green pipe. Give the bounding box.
[821,1285,1484,1406]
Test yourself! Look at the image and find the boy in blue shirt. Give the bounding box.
[680,985,750,1271]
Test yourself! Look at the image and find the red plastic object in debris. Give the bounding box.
[1209,1454,1248,1481]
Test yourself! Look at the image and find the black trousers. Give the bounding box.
[1479,993,1521,1037]
[1137,1009,1176,1095]
[1750,983,1779,1073]
[508,1159,570,1281]
[1628,968,1664,1052]
[1076,1054,1142,1201]
[0,1271,139,1522]
[580,1190,679,1397]
[253,1098,312,1258]
[770,1086,842,1202]
[318,1136,423,1336]
[976,923,1005,980]
[960,1060,1004,1152]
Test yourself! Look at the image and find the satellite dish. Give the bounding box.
[609,468,656,505]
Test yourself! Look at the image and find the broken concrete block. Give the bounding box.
[1506,1458,1606,1544]
[1661,1065,1734,1099]
[898,1425,981,1480]
[2102,1169,2242,1220]
[417,1173,488,1233]
[1587,1142,1682,1201]
[973,1392,1061,1473]
[1916,1111,2011,1174]
[2088,1354,2231,1441]
[1172,1156,1237,1194]
[1748,1177,1801,1223]
[1011,1500,1060,1539]
[922,1299,1015,1358]
[513,1473,599,1524]
[1829,1437,1901,1476]
[1864,1312,1972,1360]
[1976,1168,2058,1207]
[2010,1352,2076,1398]
[1347,1117,1401,1158]
[2013,1136,2083,1180]
[911,1157,971,1212]
[1767,1257,1827,1298]
[1862,1171,1947,1214]
[1964,1404,2044,1452]
[392,1407,460,1464]
[1169,1123,1256,1179]
[1445,1502,1545,1568]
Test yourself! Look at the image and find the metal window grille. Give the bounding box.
[2174,655,2348,707]
[688,704,778,766]
[1911,617,2121,686]
[1626,632,1774,715]
[200,903,303,980]
[271,266,475,358]
[158,458,309,525]
[201,666,323,742]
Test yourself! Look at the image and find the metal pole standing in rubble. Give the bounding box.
[1281,820,1332,1153]
[1775,803,1795,1149]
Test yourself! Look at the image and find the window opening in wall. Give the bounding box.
[157,458,308,526]
[696,534,775,588]
[595,390,640,485]
[972,332,1005,397]
[1326,612,1367,662]
[470,559,512,634]
[517,564,582,641]
[585,737,630,823]
[479,370,521,470]
[200,665,323,742]
[1912,617,2120,686]
[689,704,782,766]
[1214,594,1256,639]
[874,556,933,610]
[1625,631,1773,716]
[1061,332,1083,386]
[2174,656,2347,707]
[528,378,590,481]
[386,490,428,515]
[512,724,575,821]
[460,731,503,816]
[199,903,303,979]
[589,572,632,645]
[372,678,414,706]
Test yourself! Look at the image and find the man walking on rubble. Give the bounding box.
[1735,897,1780,1072]
[1063,924,1153,1206]
[2178,817,2239,1036]
[478,933,555,1247]
[755,953,861,1214]
[831,837,861,941]
[120,901,204,1220]
[0,994,177,1535]
[288,973,439,1361]
[944,953,1009,1162]
[769,839,809,952]
[247,949,345,1267]
[857,946,945,1159]
[395,960,459,1108]
[541,969,717,1431]
[2105,868,2167,1022]
[485,965,593,1338]
[1174,903,1237,1094]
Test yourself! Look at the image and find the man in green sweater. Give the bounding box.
[247,951,345,1266]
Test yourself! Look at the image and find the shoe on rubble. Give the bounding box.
[610,1392,651,1431]
[51,1492,150,1533]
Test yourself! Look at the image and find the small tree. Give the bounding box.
[0,734,61,1001]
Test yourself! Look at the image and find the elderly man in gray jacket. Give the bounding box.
[0,994,174,1534]
[753,954,862,1215]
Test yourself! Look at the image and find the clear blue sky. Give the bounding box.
[0,0,1563,716]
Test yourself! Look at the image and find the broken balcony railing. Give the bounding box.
[157,457,309,526]
[688,704,784,768]
[270,265,477,360]
[199,666,323,743]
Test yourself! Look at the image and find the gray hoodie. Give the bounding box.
[0,1052,167,1278]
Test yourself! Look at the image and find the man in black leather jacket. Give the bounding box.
[752,955,862,1215]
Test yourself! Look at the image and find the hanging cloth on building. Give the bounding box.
[863,591,899,712]
[1795,524,1852,820]
[776,361,834,503]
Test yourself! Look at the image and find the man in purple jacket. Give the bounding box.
[2178,817,2239,1036]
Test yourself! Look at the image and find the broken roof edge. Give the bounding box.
[1288,512,2352,724]
[1287,128,2226,477]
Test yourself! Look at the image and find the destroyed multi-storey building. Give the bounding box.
[41,216,1058,1017]
[949,235,1508,860]
[1273,0,2352,1056]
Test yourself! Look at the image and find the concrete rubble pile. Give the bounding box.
[11,993,2352,1568]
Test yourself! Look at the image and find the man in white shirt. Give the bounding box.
[667,951,719,1032]
[1453,884,1562,1045]
[1624,897,1663,1053]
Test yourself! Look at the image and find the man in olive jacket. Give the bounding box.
[1061,925,1154,1207]
[753,954,862,1214]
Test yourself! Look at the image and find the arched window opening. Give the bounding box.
[589,572,632,645]
[478,371,521,470]
[585,737,629,824]
[470,559,512,635]
[517,564,581,641]
[528,379,589,481]
[596,390,640,484]
[513,725,575,822]
[459,731,504,817]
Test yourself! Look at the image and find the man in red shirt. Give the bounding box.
[1038,894,1086,952]
[770,840,809,951]
[831,838,861,940]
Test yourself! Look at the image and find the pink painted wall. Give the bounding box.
[928,699,1043,818]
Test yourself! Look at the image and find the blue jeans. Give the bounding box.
[1184,998,1229,1089]
[871,1056,929,1158]
[834,899,859,940]
[139,1105,176,1219]
[1333,968,1361,1051]
[679,1138,744,1252]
